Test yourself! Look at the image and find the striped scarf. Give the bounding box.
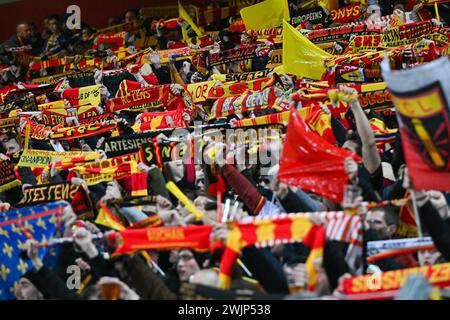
[218,213,326,291]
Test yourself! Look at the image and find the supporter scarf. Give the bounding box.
[17,182,94,219]
[207,44,260,67]
[38,100,65,111]
[0,85,22,103]
[130,160,148,197]
[72,152,141,185]
[72,160,147,196]
[140,139,194,168]
[304,24,382,44]
[210,87,277,119]
[0,117,19,129]
[367,237,435,263]
[382,20,436,44]
[133,110,188,132]
[105,85,172,113]
[347,31,448,54]
[102,123,230,157]
[138,47,193,65]
[211,68,274,82]
[29,56,103,72]
[291,6,331,27]
[0,159,20,192]
[4,85,56,102]
[247,27,283,39]
[18,149,100,169]
[93,31,126,51]
[19,120,53,140]
[62,85,101,106]
[330,3,364,23]
[218,214,326,291]
[336,263,450,300]
[48,119,116,140]
[266,49,282,68]
[115,80,148,98]
[112,224,213,254]
[1,94,37,115]
[186,76,276,103]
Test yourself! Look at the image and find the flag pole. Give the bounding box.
[410,190,424,238]
[434,2,440,23]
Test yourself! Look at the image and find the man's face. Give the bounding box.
[176,249,200,281]
[48,19,59,34]
[17,24,31,41]
[15,278,42,300]
[366,210,393,240]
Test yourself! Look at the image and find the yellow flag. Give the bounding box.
[282,20,332,80]
[95,201,125,231]
[178,2,203,41]
[317,0,339,11]
[240,0,290,30]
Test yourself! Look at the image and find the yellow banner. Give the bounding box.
[78,85,101,106]
[18,149,100,169]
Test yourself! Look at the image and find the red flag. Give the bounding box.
[278,108,360,203]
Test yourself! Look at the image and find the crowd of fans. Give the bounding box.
[1,0,450,300]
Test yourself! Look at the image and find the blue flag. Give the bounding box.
[0,201,68,300]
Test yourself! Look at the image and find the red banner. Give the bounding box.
[113,224,213,254]
[336,263,450,300]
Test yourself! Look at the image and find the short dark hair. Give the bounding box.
[345,129,363,156]
[15,20,29,32]
[370,205,400,227]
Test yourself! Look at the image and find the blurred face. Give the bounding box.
[48,19,59,34]
[176,250,200,281]
[0,135,20,153]
[125,11,136,24]
[427,191,450,220]
[280,74,294,89]
[418,250,441,266]
[167,160,184,182]
[366,210,394,240]
[82,29,90,42]
[15,278,42,300]
[342,140,359,154]
[17,24,31,41]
